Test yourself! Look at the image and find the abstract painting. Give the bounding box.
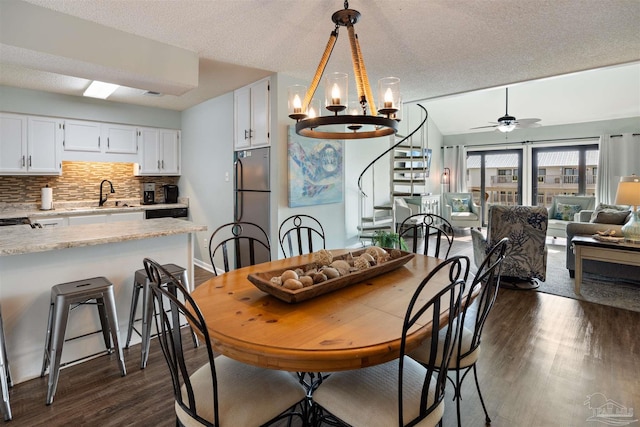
[288,126,344,207]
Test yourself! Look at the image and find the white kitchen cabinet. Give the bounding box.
[0,113,62,175]
[234,78,270,150]
[63,119,101,152]
[68,214,108,225]
[103,123,138,154]
[135,128,180,176]
[30,217,68,228]
[107,211,144,222]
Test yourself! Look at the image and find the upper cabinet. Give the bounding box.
[134,128,180,176]
[63,120,138,162]
[102,123,138,154]
[234,78,270,150]
[0,113,62,175]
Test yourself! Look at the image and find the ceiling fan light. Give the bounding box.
[498,123,516,133]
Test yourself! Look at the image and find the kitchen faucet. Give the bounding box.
[99,179,115,207]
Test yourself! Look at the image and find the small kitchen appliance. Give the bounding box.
[163,184,179,204]
[143,183,156,205]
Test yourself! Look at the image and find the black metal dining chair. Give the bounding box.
[208,221,271,275]
[278,214,326,257]
[408,238,509,427]
[397,213,455,259]
[144,258,307,427]
[312,255,470,427]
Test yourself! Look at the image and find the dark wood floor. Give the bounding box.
[6,261,640,426]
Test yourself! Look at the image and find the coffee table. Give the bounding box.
[571,235,640,294]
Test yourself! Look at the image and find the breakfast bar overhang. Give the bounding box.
[0,218,207,384]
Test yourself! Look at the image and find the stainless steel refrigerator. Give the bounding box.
[234,147,271,266]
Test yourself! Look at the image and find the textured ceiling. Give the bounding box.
[1,0,639,135]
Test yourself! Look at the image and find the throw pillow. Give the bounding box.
[554,202,581,221]
[451,198,470,212]
[589,203,630,223]
[590,209,631,225]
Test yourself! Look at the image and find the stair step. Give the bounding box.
[394,156,427,161]
[394,167,427,173]
[360,216,393,224]
[373,205,393,210]
[393,179,428,184]
[394,145,423,151]
[358,224,394,232]
[393,192,428,197]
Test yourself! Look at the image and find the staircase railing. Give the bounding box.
[356,105,428,237]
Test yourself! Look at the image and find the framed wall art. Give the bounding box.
[287,126,344,207]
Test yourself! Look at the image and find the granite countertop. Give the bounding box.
[0,200,188,220]
[0,218,207,256]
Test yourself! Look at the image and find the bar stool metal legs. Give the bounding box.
[41,277,126,405]
[125,264,198,369]
[0,306,12,421]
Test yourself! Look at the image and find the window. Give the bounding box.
[532,144,598,208]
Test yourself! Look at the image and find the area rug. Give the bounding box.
[450,234,640,313]
[535,243,640,313]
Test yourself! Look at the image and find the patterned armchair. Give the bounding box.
[471,205,548,284]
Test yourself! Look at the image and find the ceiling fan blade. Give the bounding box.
[515,118,542,128]
[470,124,498,130]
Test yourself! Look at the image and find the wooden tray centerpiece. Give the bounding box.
[247,247,415,303]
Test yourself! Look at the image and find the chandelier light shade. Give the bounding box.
[614,174,640,243]
[289,0,399,140]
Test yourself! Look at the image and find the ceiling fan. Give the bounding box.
[472,88,541,133]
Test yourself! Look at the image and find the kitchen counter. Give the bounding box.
[0,202,188,220]
[0,218,207,384]
[0,218,206,256]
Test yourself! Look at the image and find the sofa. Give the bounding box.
[547,195,595,238]
[565,203,639,280]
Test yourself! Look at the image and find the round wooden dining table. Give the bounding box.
[191,250,461,373]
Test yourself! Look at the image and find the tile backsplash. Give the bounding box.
[0,161,178,204]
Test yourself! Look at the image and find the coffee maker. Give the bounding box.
[142,183,156,205]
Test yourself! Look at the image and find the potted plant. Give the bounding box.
[371,230,408,251]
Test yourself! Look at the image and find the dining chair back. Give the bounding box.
[144,258,306,427]
[208,221,271,275]
[278,214,326,257]
[409,238,508,427]
[397,213,455,259]
[313,255,470,427]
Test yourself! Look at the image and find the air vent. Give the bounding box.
[143,91,163,97]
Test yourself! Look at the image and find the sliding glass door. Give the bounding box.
[531,144,599,208]
[466,149,523,224]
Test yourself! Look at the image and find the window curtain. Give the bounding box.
[443,145,467,192]
[596,135,610,205]
[597,133,640,204]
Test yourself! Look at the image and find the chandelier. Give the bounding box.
[288,1,400,140]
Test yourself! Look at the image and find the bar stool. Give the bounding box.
[125,264,197,369]
[41,277,126,405]
[0,306,12,421]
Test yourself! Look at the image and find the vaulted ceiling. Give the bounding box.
[1,0,639,135]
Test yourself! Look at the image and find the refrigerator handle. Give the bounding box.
[234,159,243,221]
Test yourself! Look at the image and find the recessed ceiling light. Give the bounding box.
[83,81,119,99]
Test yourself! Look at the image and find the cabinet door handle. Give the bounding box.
[245,129,250,140]
[157,160,161,169]
[249,129,253,139]
[21,155,25,167]
[28,155,32,167]
[161,160,165,169]
[98,136,101,148]
[107,137,110,148]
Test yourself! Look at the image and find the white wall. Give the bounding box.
[0,85,180,128]
[180,92,236,265]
